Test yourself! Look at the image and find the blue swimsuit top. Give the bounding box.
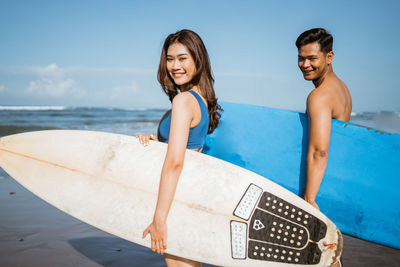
[158,90,209,149]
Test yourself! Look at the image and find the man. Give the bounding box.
[296,28,352,267]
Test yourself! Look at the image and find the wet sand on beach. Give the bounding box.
[1,171,399,267]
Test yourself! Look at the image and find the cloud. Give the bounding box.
[45,64,57,71]
[110,81,139,98]
[63,66,155,75]
[0,64,156,106]
[0,64,62,77]
[95,81,140,101]
[28,78,77,97]
[0,64,155,76]
[24,64,83,98]
[0,85,5,92]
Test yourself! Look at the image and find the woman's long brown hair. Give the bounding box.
[157,29,222,133]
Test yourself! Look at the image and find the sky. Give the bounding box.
[0,0,399,112]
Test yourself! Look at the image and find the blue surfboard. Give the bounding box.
[203,102,400,249]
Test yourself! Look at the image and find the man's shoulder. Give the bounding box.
[307,87,330,104]
[306,87,332,115]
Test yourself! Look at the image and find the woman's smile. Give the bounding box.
[166,42,196,86]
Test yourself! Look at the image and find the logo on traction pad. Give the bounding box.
[253,219,265,231]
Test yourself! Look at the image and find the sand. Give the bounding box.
[0,169,399,267]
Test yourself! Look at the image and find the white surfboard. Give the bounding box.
[0,130,342,266]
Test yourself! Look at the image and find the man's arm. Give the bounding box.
[305,91,332,209]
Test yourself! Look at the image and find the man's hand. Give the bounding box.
[304,196,320,210]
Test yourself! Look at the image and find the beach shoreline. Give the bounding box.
[1,170,399,267]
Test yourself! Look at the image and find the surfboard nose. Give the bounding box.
[0,132,27,149]
[0,135,13,155]
[0,132,30,157]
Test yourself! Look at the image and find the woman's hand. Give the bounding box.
[136,133,158,146]
[142,219,167,254]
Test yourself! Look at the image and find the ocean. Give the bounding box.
[0,106,399,138]
[0,106,167,138]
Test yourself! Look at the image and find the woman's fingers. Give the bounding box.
[144,136,149,146]
[158,231,167,254]
[141,135,148,145]
[142,226,150,238]
[156,240,161,254]
[135,134,144,145]
[149,134,158,141]
[162,236,167,251]
[143,225,157,252]
[136,134,155,146]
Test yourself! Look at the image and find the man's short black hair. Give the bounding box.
[296,28,333,53]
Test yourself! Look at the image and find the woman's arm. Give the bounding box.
[142,93,194,254]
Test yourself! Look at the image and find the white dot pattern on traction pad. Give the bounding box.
[233,184,263,220]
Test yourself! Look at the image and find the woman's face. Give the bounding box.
[166,42,196,87]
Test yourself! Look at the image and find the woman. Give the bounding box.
[137,29,222,267]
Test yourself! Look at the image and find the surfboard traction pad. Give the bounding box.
[231,184,328,265]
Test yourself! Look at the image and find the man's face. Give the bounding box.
[298,42,332,81]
